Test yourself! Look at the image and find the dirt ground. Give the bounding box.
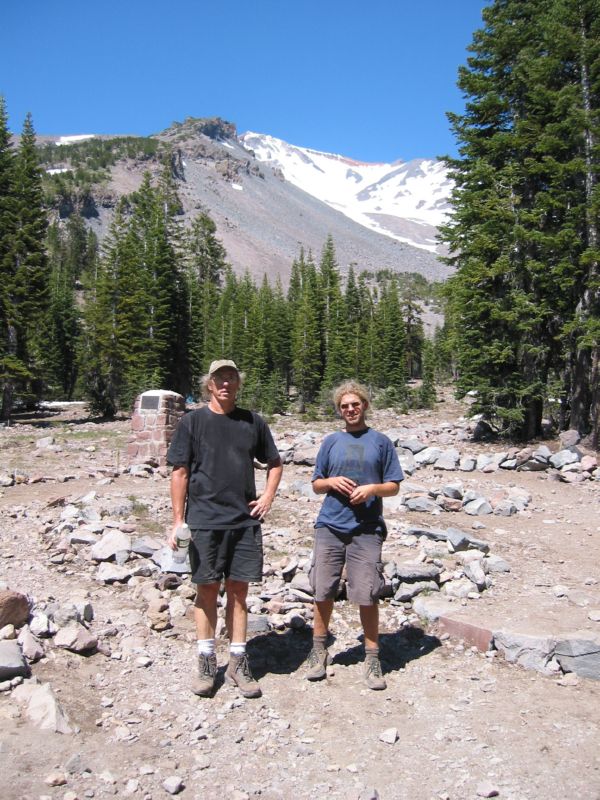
[1,399,599,800]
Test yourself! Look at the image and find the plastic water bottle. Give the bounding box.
[172,523,191,563]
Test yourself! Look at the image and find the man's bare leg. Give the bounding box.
[224,579,261,697]
[359,603,379,650]
[313,599,334,638]
[192,582,220,696]
[360,602,386,690]
[224,579,249,643]
[194,582,220,639]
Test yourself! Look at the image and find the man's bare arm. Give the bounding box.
[249,457,283,519]
[168,465,190,548]
[349,480,400,505]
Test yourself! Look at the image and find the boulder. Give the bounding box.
[0,590,30,629]
[554,632,600,680]
[90,530,132,562]
[54,623,98,654]
[0,640,30,679]
[493,630,556,673]
[12,679,75,733]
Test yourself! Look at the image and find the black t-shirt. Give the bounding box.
[167,405,280,529]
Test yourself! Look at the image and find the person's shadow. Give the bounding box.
[330,626,441,674]
[244,624,440,680]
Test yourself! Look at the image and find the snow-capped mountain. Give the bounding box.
[240,132,453,254]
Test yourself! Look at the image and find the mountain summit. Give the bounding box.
[241,132,452,255]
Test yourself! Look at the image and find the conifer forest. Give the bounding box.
[1,0,599,444]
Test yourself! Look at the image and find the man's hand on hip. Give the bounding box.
[249,493,274,520]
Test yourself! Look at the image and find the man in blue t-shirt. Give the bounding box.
[307,381,403,690]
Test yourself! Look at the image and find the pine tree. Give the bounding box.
[441,0,600,440]
[1,111,49,418]
[44,220,80,398]
[184,211,227,393]
[0,97,19,420]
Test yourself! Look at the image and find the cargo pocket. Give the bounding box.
[372,560,386,602]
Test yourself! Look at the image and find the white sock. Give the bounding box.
[197,638,215,656]
[230,642,246,657]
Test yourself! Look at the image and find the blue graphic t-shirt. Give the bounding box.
[312,428,403,534]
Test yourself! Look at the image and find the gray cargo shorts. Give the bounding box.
[309,526,385,606]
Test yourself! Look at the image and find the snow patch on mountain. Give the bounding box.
[240,132,452,253]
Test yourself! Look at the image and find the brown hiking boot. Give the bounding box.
[364,652,386,690]
[191,653,217,697]
[225,652,262,698]
[305,647,329,681]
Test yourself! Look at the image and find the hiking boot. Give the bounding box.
[305,647,329,681]
[225,652,262,698]
[192,653,217,697]
[364,652,386,690]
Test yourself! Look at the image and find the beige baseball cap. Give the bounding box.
[208,359,239,376]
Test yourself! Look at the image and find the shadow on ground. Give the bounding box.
[245,625,441,680]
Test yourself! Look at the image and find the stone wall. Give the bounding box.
[127,390,185,466]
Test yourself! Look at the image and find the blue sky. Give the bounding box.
[2,0,488,163]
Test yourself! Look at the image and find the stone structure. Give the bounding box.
[127,390,185,466]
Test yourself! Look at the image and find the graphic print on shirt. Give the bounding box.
[341,443,365,484]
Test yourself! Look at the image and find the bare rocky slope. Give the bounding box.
[1,397,599,800]
[45,119,451,285]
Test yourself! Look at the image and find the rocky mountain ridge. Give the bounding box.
[42,117,453,284]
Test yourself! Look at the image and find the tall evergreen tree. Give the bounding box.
[441,0,600,440]
[1,111,49,418]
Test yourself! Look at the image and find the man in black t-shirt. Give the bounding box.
[167,359,282,698]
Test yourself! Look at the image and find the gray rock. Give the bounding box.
[90,530,132,562]
[493,499,518,516]
[131,535,163,556]
[292,445,319,466]
[458,456,477,472]
[485,555,511,573]
[446,527,490,553]
[493,630,556,673]
[463,497,493,516]
[405,496,440,514]
[0,473,14,487]
[414,447,442,466]
[290,572,313,595]
[394,581,439,602]
[51,603,82,628]
[152,545,191,574]
[441,482,464,499]
[0,640,30,679]
[397,438,427,454]
[395,563,442,581]
[554,632,600,680]
[412,595,455,621]
[549,449,579,469]
[35,436,55,449]
[433,449,460,470]
[406,526,448,542]
[54,623,97,654]
[17,626,45,661]
[379,727,398,744]
[163,776,184,795]
[463,561,487,590]
[476,454,493,471]
[95,563,132,584]
[12,679,75,733]
[443,578,478,598]
[559,429,581,448]
[499,458,518,470]
[397,449,417,475]
[68,529,99,546]
[29,613,55,638]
